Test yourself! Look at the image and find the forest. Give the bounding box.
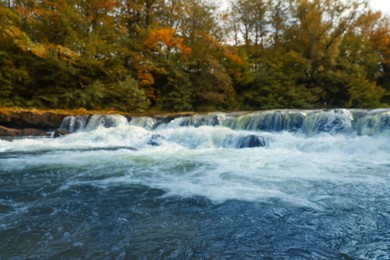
[0,0,389,112]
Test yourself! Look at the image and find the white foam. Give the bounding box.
[1,115,389,207]
[43,131,388,209]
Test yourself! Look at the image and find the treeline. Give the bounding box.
[0,0,389,112]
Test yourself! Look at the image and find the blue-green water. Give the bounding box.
[1,109,390,259]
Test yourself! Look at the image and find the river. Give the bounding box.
[1,109,389,258]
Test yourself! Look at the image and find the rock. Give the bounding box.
[0,110,66,129]
[0,126,46,137]
[22,128,47,136]
[53,129,71,138]
[0,126,22,136]
[15,111,65,128]
[222,134,269,149]
[237,135,267,148]
[0,109,71,137]
[0,111,12,124]
[147,134,163,146]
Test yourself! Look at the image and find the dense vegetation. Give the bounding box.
[0,0,389,112]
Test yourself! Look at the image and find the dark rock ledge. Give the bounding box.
[0,109,68,138]
[0,126,47,137]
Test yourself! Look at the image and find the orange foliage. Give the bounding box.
[137,69,154,86]
[132,53,155,88]
[145,28,192,55]
[197,31,242,64]
[90,0,116,11]
[370,27,390,62]
[223,50,242,64]
[117,23,127,34]
[356,11,390,65]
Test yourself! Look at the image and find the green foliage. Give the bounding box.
[189,57,235,111]
[348,80,384,108]
[159,67,192,112]
[106,76,151,113]
[237,50,318,110]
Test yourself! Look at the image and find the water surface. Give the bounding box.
[1,109,390,259]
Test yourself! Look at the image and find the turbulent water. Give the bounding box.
[1,109,390,259]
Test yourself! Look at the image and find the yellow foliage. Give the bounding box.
[30,44,47,58]
[1,23,78,61]
[3,26,30,52]
[49,44,79,61]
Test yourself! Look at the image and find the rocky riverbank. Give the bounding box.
[0,108,70,137]
[0,108,197,138]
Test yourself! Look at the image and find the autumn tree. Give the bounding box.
[357,11,390,103]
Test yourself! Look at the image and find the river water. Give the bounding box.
[1,109,390,259]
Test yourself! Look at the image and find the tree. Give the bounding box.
[238,50,317,109]
[357,11,390,104]
[0,3,30,106]
[232,0,269,48]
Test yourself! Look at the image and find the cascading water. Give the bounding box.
[1,109,389,259]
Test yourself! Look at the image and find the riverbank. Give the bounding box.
[0,108,117,137]
[0,108,196,137]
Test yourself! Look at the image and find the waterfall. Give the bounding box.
[141,108,389,136]
[57,109,390,139]
[58,114,128,132]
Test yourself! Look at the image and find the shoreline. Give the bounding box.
[0,108,196,137]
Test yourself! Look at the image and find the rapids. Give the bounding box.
[0,109,389,258]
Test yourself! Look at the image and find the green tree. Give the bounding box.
[238,51,317,109]
[318,32,384,107]
[0,2,33,106]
